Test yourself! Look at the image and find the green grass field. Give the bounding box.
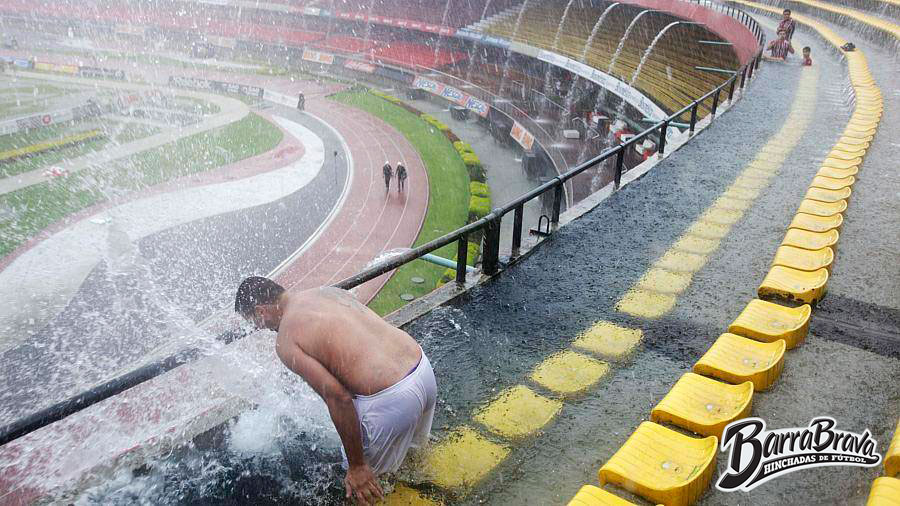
[0,113,281,257]
[330,91,470,316]
[0,120,161,179]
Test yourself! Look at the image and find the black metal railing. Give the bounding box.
[0,5,767,447]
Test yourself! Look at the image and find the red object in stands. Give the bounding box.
[368,42,467,69]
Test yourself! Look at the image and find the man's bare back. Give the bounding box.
[275,287,421,396]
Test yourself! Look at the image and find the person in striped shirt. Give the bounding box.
[765,30,795,61]
[778,9,797,40]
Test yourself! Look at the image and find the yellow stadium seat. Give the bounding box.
[866,477,900,506]
[758,266,829,305]
[694,333,785,391]
[651,372,753,438]
[728,299,811,349]
[805,186,852,203]
[886,419,900,477]
[530,350,610,395]
[782,228,839,251]
[598,422,717,506]
[773,245,834,272]
[822,157,862,169]
[567,485,642,506]
[817,165,859,179]
[828,149,866,161]
[473,385,562,439]
[811,175,855,190]
[789,212,843,233]
[797,198,848,217]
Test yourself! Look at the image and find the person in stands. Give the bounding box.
[395,161,407,193]
[765,30,795,61]
[382,161,393,194]
[778,9,797,40]
[802,46,813,66]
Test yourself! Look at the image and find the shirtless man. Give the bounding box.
[234,277,437,505]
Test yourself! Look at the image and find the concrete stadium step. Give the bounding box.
[693,333,786,391]
[567,485,646,506]
[772,245,835,272]
[422,426,509,490]
[529,350,611,396]
[758,265,829,304]
[728,299,812,349]
[866,477,900,506]
[782,228,840,251]
[789,212,843,233]
[572,321,643,360]
[597,422,717,506]
[381,485,441,505]
[473,385,562,439]
[650,372,754,438]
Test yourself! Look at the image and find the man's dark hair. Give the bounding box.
[803,46,811,51]
[235,276,285,317]
[783,8,791,14]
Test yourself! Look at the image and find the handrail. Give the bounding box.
[0,4,766,447]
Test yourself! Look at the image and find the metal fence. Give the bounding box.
[0,3,766,447]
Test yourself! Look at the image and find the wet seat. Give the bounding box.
[694,333,786,391]
[789,212,843,233]
[772,245,834,272]
[598,421,717,506]
[758,265,829,304]
[650,372,754,438]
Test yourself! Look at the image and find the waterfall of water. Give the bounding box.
[498,0,533,95]
[542,0,579,101]
[607,9,655,74]
[432,0,453,62]
[560,2,622,118]
[629,21,682,86]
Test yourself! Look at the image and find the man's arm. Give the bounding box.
[275,342,365,466]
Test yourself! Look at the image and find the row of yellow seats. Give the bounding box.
[568,3,891,505]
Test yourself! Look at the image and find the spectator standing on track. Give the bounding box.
[382,161,393,194]
[396,161,407,193]
[778,9,797,40]
[765,30,795,61]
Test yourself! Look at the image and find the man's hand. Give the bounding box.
[344,463,384,505]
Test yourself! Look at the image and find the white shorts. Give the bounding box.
[342,350,437,475]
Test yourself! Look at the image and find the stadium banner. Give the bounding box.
[413,75,489,118]
[302,48,335,65]
[535,49,668,122]
[1,56,34,69]
[510,121,535,151]
[207,36,237,49]
[167,75,265,98]
[115,24,146,36]
[303,7,321,16]
[34,60,78,75]
[509,41,540,58]
[344,59,376,74]
[374,65,414,83]
[78,66,126,80]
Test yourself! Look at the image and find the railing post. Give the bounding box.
[511,204,524,258]
[755,54,761,70]
[482,216,502,276]
[551,182,563,229]
[455,235,468,284]
[689,102,699,135]
[728,75,737,102]
[748,60,754,80]
[740,66,748,90]
[613,148,625,190]
[658,120,669,155]
[711,89,720,116]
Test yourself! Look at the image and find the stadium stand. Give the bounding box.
[325,0,521,28]
[368,41,468,69]
[475,1,740,117]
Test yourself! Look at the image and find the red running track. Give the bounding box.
[276,96,429,304]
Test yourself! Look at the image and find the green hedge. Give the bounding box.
[469,195,491,222]
[469,181,490,198]
[370,90,403,104]
[421,114,450,132]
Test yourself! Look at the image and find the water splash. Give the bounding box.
[498,0,533,95]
